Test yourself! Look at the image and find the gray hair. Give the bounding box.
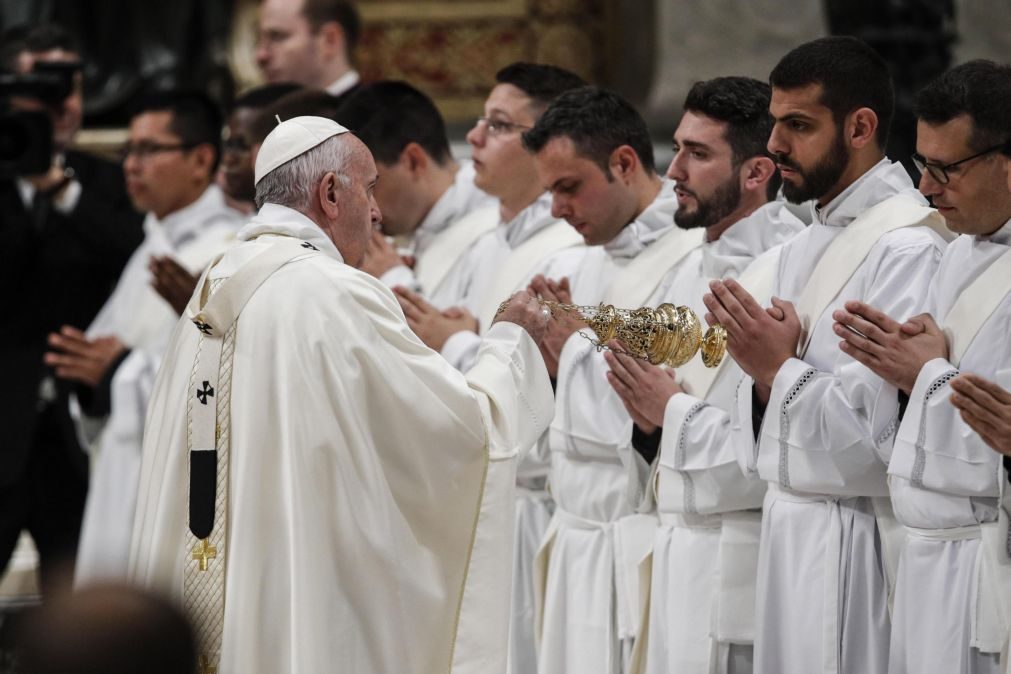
[254,134,355,211]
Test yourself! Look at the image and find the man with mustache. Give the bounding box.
[702,37,950,674]
[833,60,1011,674]
[601,76,804,674]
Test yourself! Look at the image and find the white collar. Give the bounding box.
[326,70,360,97]
[145,184,234,248]
[979,217,1011,247]
[812,158,925,228]
[238,203,345,263]
[413,160,494,254]
[702,200,805,279]
[501,192,558,248]
[603,178,677,259]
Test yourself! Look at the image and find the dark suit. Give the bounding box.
[0,149,143,593]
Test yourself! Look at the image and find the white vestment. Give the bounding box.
[886,218,1011,674]
[536,180,700,674]
[440,192,586,371]
[631,201,804,674]
[75,185,243,584]
[415,191,584,674]
[378,160,498,306]
[728,160,949,674]
[128,203,555,674]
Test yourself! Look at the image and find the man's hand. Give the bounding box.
[359,230,407,279]
[528,275,583,378]
[149,255,198,316]
[44,326,126,387]
[604,345,682,433]
[25,162,71,197]
[832,301,948,394]
[950,373,1011,457]
[492,290,551,344]
[703,279,801,389]
[394,287,478,351]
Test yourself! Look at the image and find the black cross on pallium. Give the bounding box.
[196,381,215,405]
[192,319,213,335]
[301,241,319,251]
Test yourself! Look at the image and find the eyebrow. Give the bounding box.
[547,175,578,192]
[675,139,714,153]
[774,112,816,123]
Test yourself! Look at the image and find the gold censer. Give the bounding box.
[542,301,727,368]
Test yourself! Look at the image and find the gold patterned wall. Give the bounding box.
[229,0,614,122]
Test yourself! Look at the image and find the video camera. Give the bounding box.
[0,61,80,177]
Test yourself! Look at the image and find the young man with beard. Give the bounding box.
[336,80,498,304]
[600,76,804,674]
[702,37,951,674]
[833,60,1011,674]
[520,86,700,674]
[391,63,587,372]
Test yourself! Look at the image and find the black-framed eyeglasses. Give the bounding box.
[475,117,532,137]
[119,141,197,162]
[911,142,1007,185]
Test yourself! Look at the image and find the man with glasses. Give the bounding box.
[834,59,1011,674]
[0,24,143,596]
[47,91,243,584]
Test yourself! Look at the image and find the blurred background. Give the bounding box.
[2,0,1009,171]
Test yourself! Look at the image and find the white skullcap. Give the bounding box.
[254,115,350,185]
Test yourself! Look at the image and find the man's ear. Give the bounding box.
[608,145,639,182]
[190,144,217,180]
[741,156,776,193]
[847,107,879,151]
[318,172,342,218]
[316,21,347,61]
[401,142,429,177]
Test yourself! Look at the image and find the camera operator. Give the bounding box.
[0,24,143,596]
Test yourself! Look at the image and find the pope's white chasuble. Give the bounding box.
[128,204,554,674]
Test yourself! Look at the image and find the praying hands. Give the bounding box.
[949,374,1011,457]
[603,345,682,434]
[149,255,198,316]
[703,279,801,396]
[394,286,478,351]
[528,275,584,378]
[44,326,126,388]
[832,301,948,394]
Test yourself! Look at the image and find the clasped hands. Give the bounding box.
[44,326,125,388]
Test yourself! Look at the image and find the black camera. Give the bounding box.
[0,61,80,177]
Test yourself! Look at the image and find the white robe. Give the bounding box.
[636,201,804,674]
[378,160,498,306]
[128,203,555,674]
[75,185,243,584]
[440,192,586,372]
[886,218,1011,674]
[728,160,948,674]
[536,180,692,674]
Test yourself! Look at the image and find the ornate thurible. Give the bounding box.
[541,300,727,368]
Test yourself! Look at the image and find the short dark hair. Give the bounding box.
[0,23,78,72]
[494,62,586,117]
[302,0,361,52]
[770,36,894,148]
[131,91,224,172]
[914,59,1011,154]
[233,82,303,111]
[683,76,780,198]
[250,89,343,144]
[335,80,451,166]
[522,86,656,176]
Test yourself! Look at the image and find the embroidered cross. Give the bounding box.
[196,381,214,405]
[192,538,217,572]
[301,241,318,251]
[197,655,217,674]
[192,319,213,335]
